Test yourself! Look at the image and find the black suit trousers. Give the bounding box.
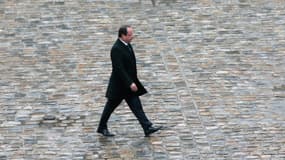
[98,96,152,131]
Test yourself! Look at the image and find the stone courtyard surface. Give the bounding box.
[0,0,284,159]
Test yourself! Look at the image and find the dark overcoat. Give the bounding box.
[106,39,147,99]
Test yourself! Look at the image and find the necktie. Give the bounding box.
[127,44,133,53]
[127,44,136,63]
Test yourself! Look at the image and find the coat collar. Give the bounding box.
[119,38,128,46]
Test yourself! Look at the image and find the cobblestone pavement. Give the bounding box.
[0,0,285,159]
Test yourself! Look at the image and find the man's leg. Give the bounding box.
[97,98,122,131]
[125,96,152,131]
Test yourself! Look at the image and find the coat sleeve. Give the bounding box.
[111,47,133,88]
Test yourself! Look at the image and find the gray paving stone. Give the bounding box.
[0,0,285,159]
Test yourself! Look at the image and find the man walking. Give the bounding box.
[97,25,162,137]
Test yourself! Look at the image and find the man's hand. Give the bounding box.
[130,83,138,92]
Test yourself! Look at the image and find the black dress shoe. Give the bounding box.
[144,126,163,137]
[97,128,115,137]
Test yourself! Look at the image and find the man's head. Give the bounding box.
[118,25,134,43]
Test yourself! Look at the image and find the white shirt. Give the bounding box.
[119,38,128,46]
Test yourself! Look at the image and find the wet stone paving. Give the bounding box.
[0,0,285,159]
